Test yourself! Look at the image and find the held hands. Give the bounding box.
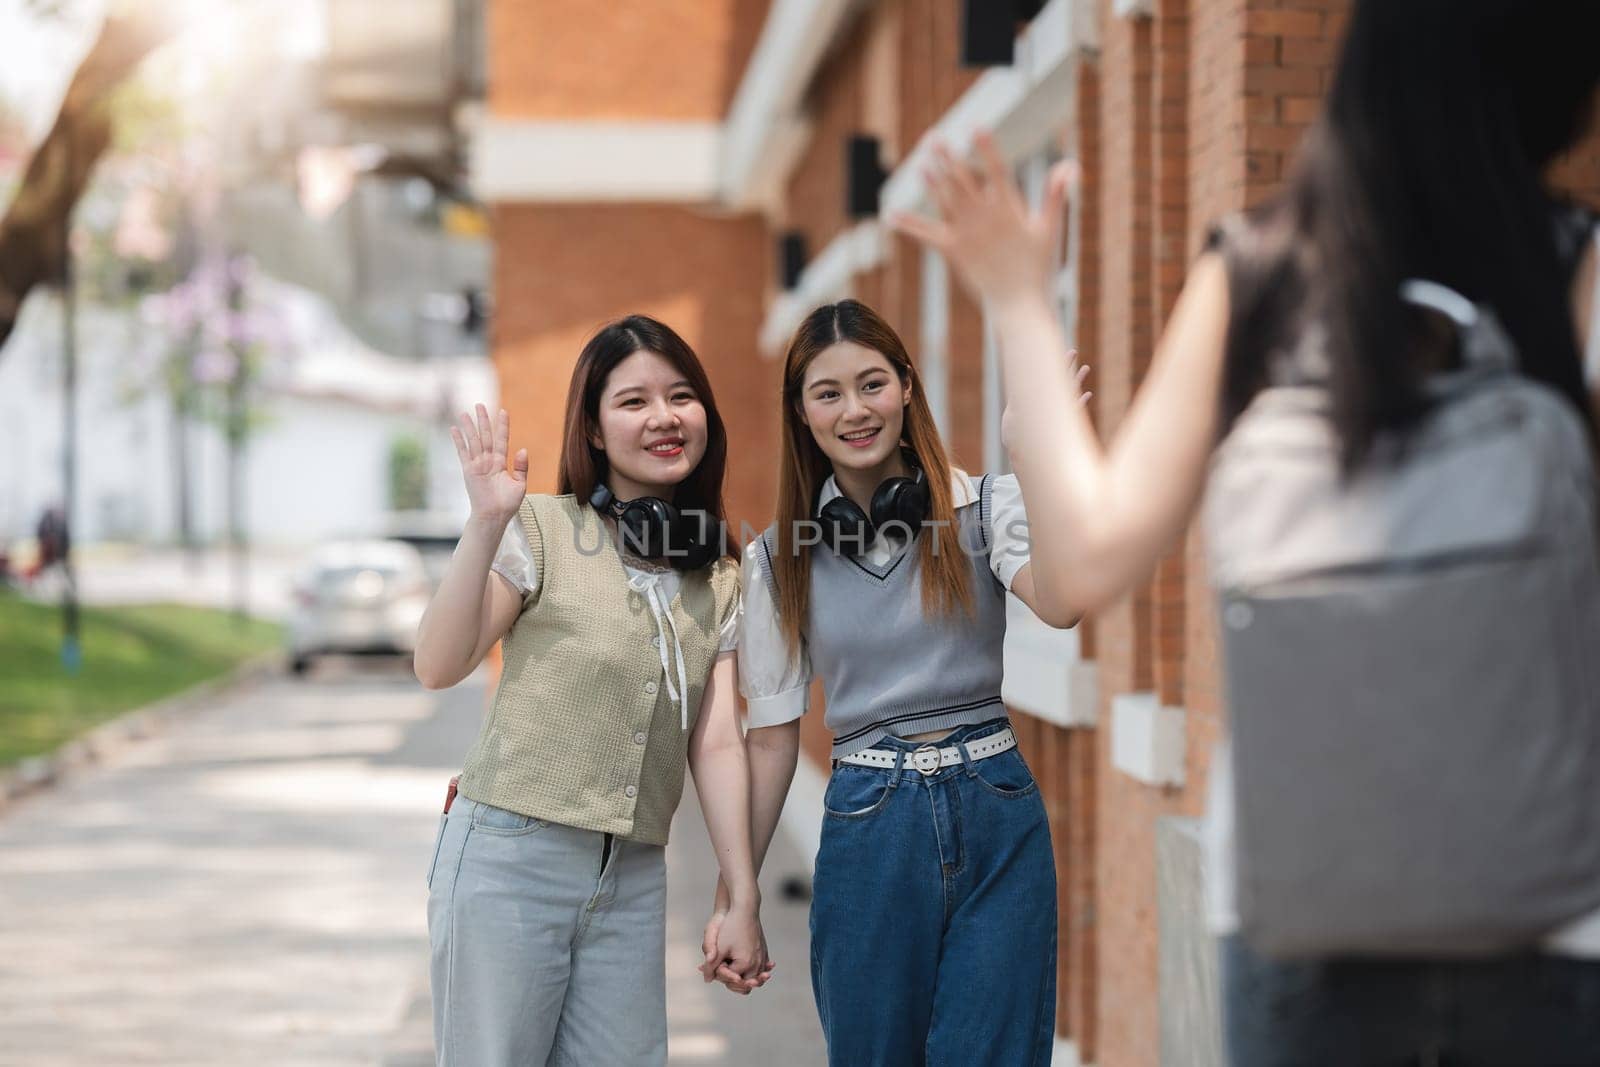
[450,404,529,525]
[700,878,775,996]
[890,130,1077,312]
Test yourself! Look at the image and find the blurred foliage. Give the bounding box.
[107,73,191,156]
[388,435,429,512]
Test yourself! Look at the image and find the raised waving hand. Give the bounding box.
[450,404,529,523]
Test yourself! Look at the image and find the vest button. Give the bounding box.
[624,785,637,798]
[652,635,662,648]
[644,681,658,695]
[634,731,647,745]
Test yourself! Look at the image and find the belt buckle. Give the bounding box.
[910,743,941,777]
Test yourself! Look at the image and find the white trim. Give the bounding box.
[751,0,1093,356]
[779,750,829,873]
[920,246,951,434]
[1075,0,1103,50]
[1003,595,1099,727]
[1053,1037,1092,1067]
[1112,0,1155,18]
[982,318,1007,474]
[472,119,722,202]
[1111,692,1187,787]
[758,222,890,356]
[720,0,861,212]
[880,0,1090,222]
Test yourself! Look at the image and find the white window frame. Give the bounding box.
[920,246,951,436]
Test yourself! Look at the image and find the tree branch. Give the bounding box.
[0,6,174,354]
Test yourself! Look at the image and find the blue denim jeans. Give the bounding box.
[809,719,1058,1066]
[1222,934,1600,1066]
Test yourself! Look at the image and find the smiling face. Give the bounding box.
[797,340,912,476]
[589,348,708,501]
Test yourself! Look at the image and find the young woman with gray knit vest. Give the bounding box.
[413,315,772,1066]
[701,299,1075,1064]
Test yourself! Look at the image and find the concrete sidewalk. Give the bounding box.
[0,655,824,1065]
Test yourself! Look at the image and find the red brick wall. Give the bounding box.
[1085,2,1358,1063]
[1151,0,1191,710]
[488,0,770,120]
[1091,9,1157,1064]
[491,204,778,535]
[1055,57,1104,1057]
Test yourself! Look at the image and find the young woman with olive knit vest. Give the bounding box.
[414,315,770,1066]
[701,300,1075,1065]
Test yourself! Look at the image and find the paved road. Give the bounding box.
[0,656,825,1066]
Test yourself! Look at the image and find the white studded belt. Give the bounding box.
[836,728,1017,776]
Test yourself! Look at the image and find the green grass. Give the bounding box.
[0,591,282,767]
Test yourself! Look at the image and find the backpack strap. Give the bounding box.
[1586,225,1600,389]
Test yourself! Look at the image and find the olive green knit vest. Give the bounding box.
[456,494,738,845]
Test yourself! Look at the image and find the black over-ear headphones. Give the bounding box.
[589,484,724,571]
[816,452,931,555]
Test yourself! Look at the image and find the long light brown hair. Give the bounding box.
[556,315,736,562]
[772,300,973,654]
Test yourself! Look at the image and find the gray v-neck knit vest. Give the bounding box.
[755,473,1008,757]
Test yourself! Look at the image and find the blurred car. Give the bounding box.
[287,539,432,675]
[379,510,463,590]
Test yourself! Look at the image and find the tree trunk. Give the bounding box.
[0,7,173,356]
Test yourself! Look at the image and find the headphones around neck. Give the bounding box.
[816,452,931,556]
[589,483,724,571]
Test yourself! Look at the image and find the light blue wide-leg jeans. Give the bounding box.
[426,796,668,1066]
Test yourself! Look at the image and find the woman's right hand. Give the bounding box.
[450,404,529,525]
[890,131,1073,312]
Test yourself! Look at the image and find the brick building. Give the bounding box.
[475,2,1600,1064]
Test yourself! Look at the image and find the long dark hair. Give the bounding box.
[557,315,736,561]
[772,300,973,654]
[1222,0,1600,470]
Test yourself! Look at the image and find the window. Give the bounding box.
[982,146,1078,477]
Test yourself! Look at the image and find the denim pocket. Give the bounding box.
[822,768,894,819]
[969,749,1039,799]
[469,801,549,835]
[425,813,448,888]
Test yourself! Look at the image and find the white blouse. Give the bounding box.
[737,469,1033,729]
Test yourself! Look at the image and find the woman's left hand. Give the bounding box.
[891,130,1075,309]
[701,903,773,995]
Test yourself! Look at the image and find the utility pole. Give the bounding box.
[225,253,249,624]
[59,136,81,674]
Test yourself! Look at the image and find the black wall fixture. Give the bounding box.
[779,232,807,290]
[845,135,888,219]
[962,0,1047,67]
